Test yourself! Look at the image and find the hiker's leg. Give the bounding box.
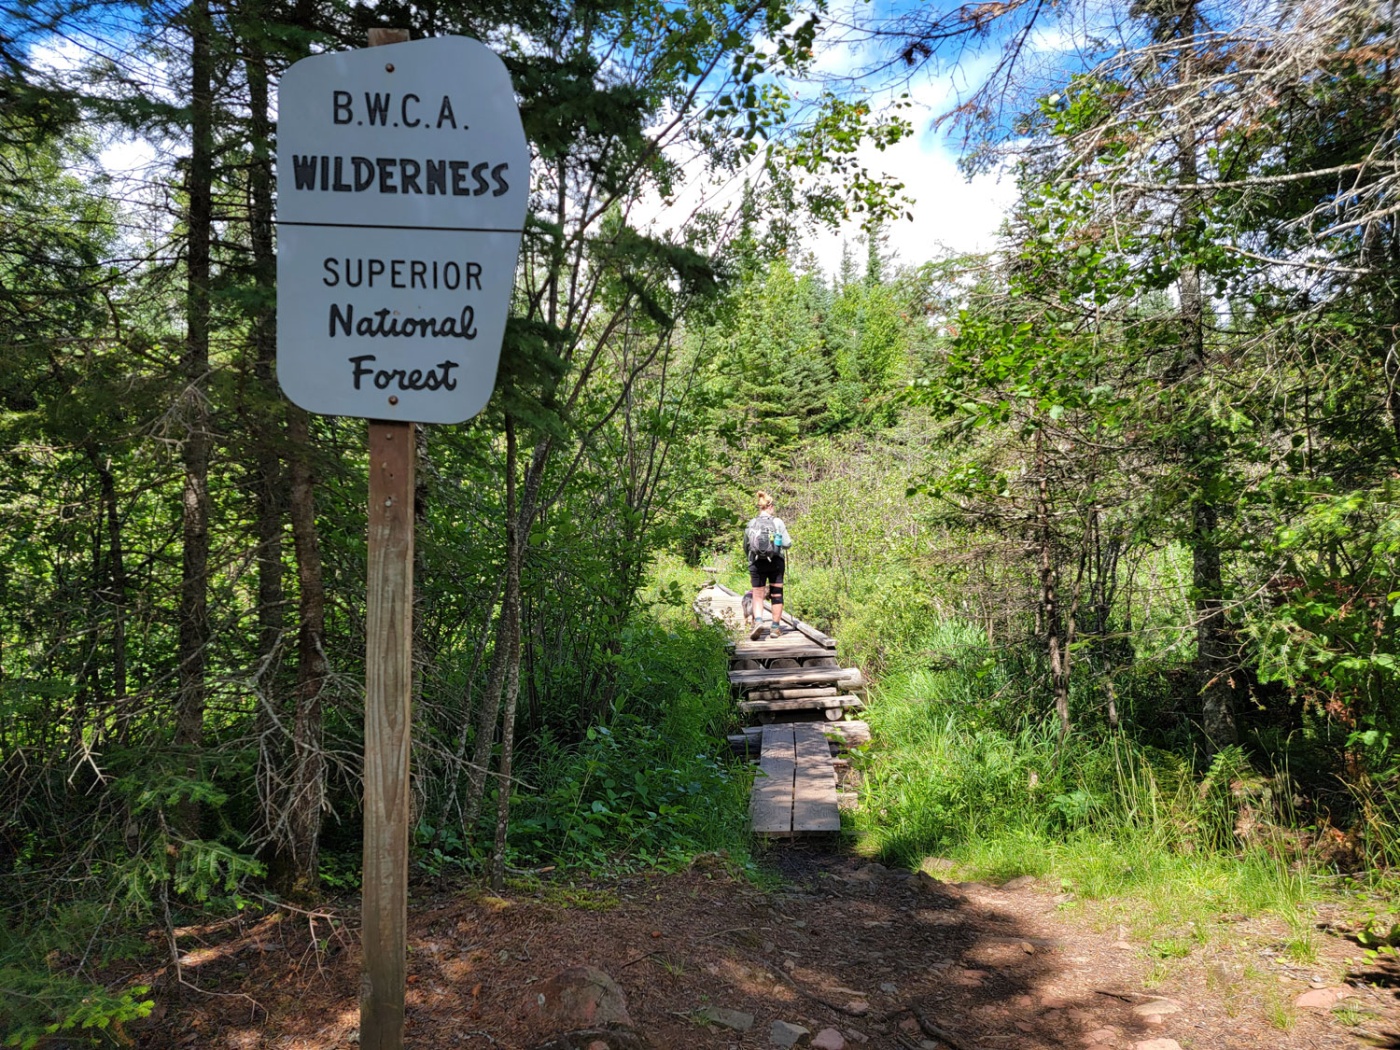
[749,563,767,626]
[769,579,784,628]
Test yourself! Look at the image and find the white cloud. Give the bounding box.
[804,120,1015,275]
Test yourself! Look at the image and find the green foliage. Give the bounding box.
[500,609,749,873]
[0,963,152,1049]
[509,716,746,873]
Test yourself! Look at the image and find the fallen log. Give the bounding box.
[729,666,864,689]
[739,695,865,716]
[744,686,840,701]
[821,720,872,748]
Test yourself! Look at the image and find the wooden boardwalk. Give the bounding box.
[750,722,843,833]
[694,582,869,836]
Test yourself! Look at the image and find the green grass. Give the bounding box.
[848,622,1330,960]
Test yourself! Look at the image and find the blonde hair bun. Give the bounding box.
[756,490,774,510]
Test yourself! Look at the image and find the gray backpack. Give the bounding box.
[745,516,779,560]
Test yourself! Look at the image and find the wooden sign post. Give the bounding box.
[362,415,414,1050]
[360,32,412,1050]
[361,26,413,1037]
[274,26,529,1050]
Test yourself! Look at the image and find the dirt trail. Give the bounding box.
[127,844,1399,1049]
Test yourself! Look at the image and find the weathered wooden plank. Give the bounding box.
[739,695,866,715]
[727,718,871,754]
[729,666,865,689]
[820,720,872,748]
[791,723,841,832]
[750,723,795,833]
[729,643,831,660]
[760,600,837,650]
[745,686,841,700]
[713,583,836,650]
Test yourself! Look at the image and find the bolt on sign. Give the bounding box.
[276,36,528,424]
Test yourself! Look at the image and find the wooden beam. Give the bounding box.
[728,643,834,661]
[791,724,841,832]
[359,32,414,1050]
[739,695,865,715]
[750,723,795,833]
[761,599,837,649]
[820,720,872,748]
[729,666,865,689]
[744,686,841,701]
[711,582,836,649]
[362,426,414,1047]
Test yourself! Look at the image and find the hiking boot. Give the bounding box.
[749,620,768,641]
[770,624,786,638]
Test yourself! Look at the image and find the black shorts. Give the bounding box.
[749,555,785,589]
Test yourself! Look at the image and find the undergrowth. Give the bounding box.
[848,620,1333,948]
[465,562,754,879]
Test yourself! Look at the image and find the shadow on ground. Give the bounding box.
[122,842,1377,1049]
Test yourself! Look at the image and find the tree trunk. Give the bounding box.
[462,428,549,837]
[175,0,215,829]
[1037,429,1071,742]
[1170,1,1236,750]
[285,404,328,894]
[240,18,291,876]
[93,455,128,740]
[490,419,523,891]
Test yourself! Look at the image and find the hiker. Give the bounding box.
[743,490,793,640]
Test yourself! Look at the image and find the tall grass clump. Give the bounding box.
[851,619,1324,928]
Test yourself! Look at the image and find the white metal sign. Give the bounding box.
[276,36,528,424]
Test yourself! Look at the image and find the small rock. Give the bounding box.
[1083,1028,1118,1045]
[1130,1000,1180,1019]
[1020,941,1036,954]
[843,1001,870,1017]
[810,1029,846,1050]
[1014,1021,1035,1033]
[1001,875,1037,890]
[898,1018,921,1034]
[880,982,898,994]
[1294,987,1348,1009]
[524,967,633,1030]
[1112,941,1135,951]
[696,1007,755,1032]
[1132,1041,1182,1050]
[770,1020,811,1047]
[921,1043,939,1050]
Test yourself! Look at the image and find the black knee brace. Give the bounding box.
[769,582,784,605]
